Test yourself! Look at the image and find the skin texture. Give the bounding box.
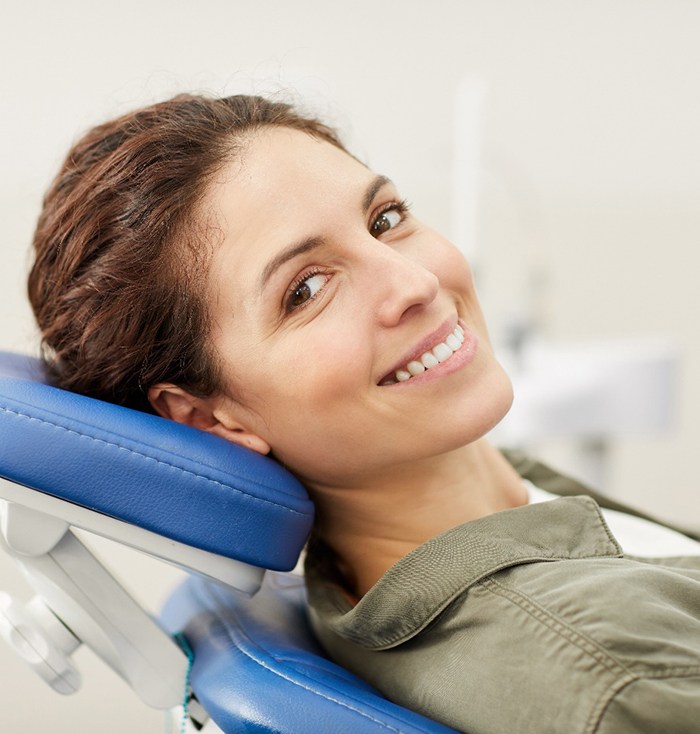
[150,128,527,596]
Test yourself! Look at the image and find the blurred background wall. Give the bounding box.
[1,1,698,731]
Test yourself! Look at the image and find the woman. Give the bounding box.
[28,94,700,733]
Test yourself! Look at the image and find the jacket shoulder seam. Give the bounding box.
[480,576,630,679]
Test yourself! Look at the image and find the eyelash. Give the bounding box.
[284,268,329,313]
[283,198,412,314]
[370,199,411,237]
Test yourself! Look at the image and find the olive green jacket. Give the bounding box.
[305,453,700,734]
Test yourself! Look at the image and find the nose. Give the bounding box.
[367,244,440,327]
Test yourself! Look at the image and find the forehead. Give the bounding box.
[210,126,369,234]
[203,127,373,317]
[207,128,370,265]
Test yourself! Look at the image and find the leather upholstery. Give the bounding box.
[0,352,313,570]
[162,573,459,733]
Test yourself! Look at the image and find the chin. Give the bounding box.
[457,366,514,446]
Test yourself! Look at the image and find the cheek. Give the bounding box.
[423,238,476,295]
[247,329,374,479]
[250,323,370,414]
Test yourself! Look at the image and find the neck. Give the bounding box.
[307,439,527,598]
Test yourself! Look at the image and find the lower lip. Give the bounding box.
[384,321,478,387]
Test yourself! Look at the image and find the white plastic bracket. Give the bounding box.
[0,477,264,594]
[1,501,69,556]
[0,592,81,694]
[0,492,189,708]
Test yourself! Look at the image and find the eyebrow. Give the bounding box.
[259,235,325,290]
[259,174,393,290]
[362,175,392,213]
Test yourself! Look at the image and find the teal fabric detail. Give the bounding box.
[173,632,195,734]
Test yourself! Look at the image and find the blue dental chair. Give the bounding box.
[0,351,457,733]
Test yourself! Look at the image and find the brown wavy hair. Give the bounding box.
[28,94,345,412]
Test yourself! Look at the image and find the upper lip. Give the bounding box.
[377,314,460,384]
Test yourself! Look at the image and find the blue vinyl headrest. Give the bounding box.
[0,352,314,570]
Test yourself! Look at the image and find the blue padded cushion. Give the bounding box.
[161,573,458,734]
[0,352,313,570]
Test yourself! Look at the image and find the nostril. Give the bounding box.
[398,302,428,323]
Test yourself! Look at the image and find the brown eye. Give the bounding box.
[289,283,312,308]
[371,208,402,237]
[286,273,328,312]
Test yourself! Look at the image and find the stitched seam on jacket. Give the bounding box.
[197,588,424,733]
[584,499,623,553]
[481,575,636,734]
[0,405,308,516]
[481,578,638,734]
[589,670,700,734]
[481,577,629,677]
[585,674,640,734]
[486,573,700,733]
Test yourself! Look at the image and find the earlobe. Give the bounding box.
[148,383,272,456]
[206,422,272,455]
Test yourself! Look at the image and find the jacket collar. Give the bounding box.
[306,496,622,650]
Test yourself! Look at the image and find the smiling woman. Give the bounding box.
[153,125,515,497]
[27,93,700,734]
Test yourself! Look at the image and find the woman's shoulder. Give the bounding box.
[306,504,700,734]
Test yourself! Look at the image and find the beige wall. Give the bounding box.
[1,1,699,731]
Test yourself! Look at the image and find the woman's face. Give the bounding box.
[203,127,513,488]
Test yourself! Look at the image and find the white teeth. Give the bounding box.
[433,342,453,362]
[407,360,426,376]
[445,334,461,351]
[385,323,468,385]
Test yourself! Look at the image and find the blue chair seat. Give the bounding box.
[162,572,458,733]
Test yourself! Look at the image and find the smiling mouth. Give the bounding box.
[378,324,466,386]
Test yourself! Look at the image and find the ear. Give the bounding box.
[148,383,271,456]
